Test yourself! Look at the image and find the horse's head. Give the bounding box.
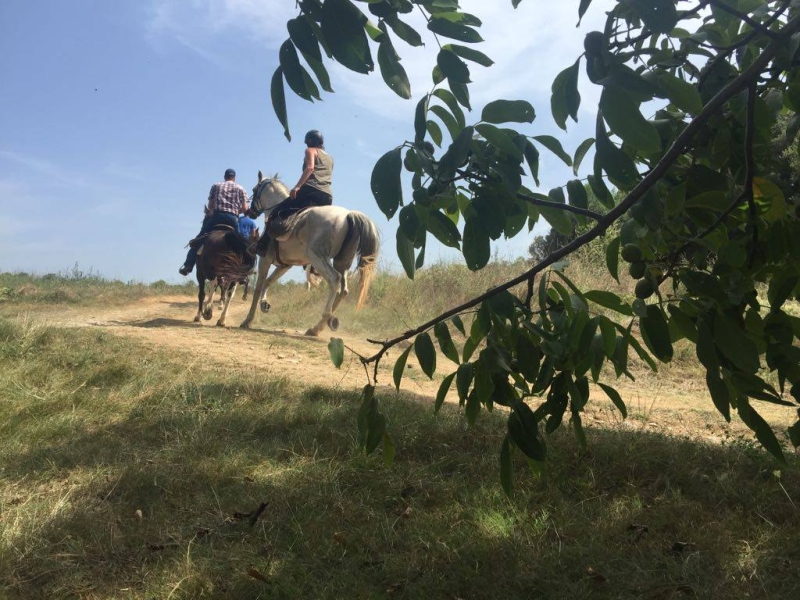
[249,170,288,218]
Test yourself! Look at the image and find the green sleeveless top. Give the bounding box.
[305,148,333,196]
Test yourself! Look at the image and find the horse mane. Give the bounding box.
[268,173,290,196]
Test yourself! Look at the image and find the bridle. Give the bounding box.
[249,178,273,218]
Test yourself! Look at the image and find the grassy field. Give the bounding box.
[1,261,799,599]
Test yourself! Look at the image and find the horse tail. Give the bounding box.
[343,212,380,310]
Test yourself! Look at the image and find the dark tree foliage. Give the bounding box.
[276,0,800,491]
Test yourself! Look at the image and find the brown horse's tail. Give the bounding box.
[343,212,380,309]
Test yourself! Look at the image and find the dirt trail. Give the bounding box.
[18,294,798,448]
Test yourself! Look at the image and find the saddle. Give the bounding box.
[267,207,310,242]
[188,224,246,255]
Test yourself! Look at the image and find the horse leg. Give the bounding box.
[304,251,342,337]
[217,282,237,327]
[242,276,249,301]
[203,278,217,320]
[241,258,270,329]
[194,275,205,322]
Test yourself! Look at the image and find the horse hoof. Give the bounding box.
[193,316,201,323]
[216,321,226,328]
[327,316,339,331]
[260,301,271,313]
[305,328,319,337]
[240,321,251,329]
[203,309,213,320]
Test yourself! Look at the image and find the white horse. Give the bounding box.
[240,172,380,336]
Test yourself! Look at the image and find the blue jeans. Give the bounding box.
[183,211,239,270]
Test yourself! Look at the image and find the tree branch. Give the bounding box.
[358,13,800,383]
[517,193,603,220]
[708,0,782,41]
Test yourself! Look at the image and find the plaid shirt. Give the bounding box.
[208,180,248,215]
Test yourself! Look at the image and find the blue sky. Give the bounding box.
[0,0,612,283]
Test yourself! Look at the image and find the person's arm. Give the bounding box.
[207,185,217,212]
[291,147,317,198]
[240,185,249,214]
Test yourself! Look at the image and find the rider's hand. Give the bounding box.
[290,186,299,199]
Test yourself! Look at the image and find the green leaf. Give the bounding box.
[738,402,786,462]
[435,321,461,364]
[328,337,344,368]
[706,369,731,422]
[605,236,620,283]
[385,14,423,47]
[396,228,416,279]
[287,17,322,62]
[594,113,639,188]
[572,137,594,176]
[456,362,473,403]
[429,104,459,140]
[392,345,412,391]
[523,141,540,185]
[365,414,386,454]
[500,435,513,496]
[427,209,462,248]
[657,71,703,115]
[414,332,437,378]
[321,0,374,74]
[378,38,411,99]
[599,86,661,154]
[621,0,678,34]
[371,147,403,219]
[508,402,546,461]
[481,100,535,124]
[598,317,617,358]
[449,79,471,110]
[437,48,470,83]
[463,215,490,271]
[438,125,474,180]
[426,119,443,147]
[584,289,632,316]
[516,335,541,382]
[427,17,483,43]
[434,372,456,413]
[714,312,760,374]
[414,94,429,143]
[445,43,493,66]
[432,88,466,128]
[271,67,290,142]
[578,0,593,25]
[532,135,572,166]
[640,305,673,362]
[551,58,581,130]
[451,314,466,336]
[279,40,321,101]
[475,124,523,159]
[566,179,589,212]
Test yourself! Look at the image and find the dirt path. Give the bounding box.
[15,294,798,449]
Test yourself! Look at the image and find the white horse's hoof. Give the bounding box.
[305,328,319,337]
[327,316,339,331]
[203,308,213,320]
[216,321,226,328]
[260,301,271,313]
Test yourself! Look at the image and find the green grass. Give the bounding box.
[0,267,195,307]
[1,318,798,599]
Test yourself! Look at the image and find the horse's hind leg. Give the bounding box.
[304,251,342,337]
[194,276,205,322]
[217,282,237,327]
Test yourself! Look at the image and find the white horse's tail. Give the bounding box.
[342,212,380,310]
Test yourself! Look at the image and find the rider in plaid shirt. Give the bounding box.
[179,168,249,276]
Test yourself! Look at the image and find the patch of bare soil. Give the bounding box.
[15,294,798,450]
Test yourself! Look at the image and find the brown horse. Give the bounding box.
[193,226,259,326]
